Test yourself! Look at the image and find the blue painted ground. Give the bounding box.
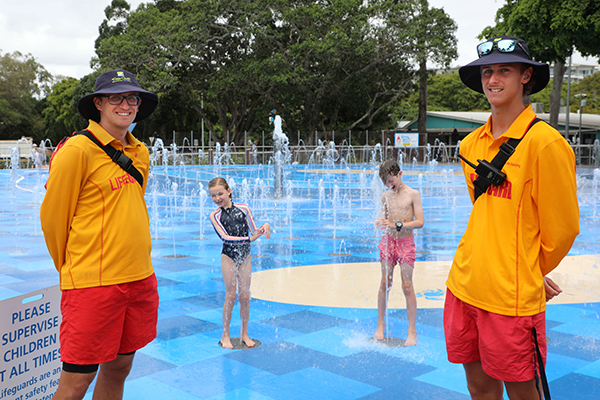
[1,163,599,399]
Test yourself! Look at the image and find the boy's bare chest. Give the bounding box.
[385,192,412,214]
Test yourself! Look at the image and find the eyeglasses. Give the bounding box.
[477,39,530,59]
[101,94,141,106]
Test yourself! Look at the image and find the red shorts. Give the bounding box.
[60,274,159,365]
[444,288,546,382]
[378,234,416,267]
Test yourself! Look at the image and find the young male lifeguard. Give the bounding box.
[41,70,159,400]
[444,36,579,399]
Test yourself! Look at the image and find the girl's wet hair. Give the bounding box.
[209,177,232,198]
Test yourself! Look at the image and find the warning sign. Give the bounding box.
[0,286,62,400]
[394,132,419,148]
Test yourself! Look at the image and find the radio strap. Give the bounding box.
[77,130,143,187]
[532,326,551,399]
[473,118,542,201]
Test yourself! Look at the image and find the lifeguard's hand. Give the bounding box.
[544,276,562,302]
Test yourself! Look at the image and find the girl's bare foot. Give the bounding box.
[221,336,233,349]
[242,335,256,348]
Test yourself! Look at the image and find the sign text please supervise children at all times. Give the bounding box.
[1,286,62,400]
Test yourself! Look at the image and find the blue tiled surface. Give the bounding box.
[249,367,380,400]
[550,373,600,400]
[2,165,600,399]
[262,310,354,334]
[157,315,222,340]
[152,357,276,399]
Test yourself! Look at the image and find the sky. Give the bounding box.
[0,0,596,80]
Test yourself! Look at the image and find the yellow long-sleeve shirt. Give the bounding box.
[41,121,154,290]
[447,106,579,316]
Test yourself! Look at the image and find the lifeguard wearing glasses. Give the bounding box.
[100,94,142,106]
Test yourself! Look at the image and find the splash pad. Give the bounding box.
[1,160,600,399]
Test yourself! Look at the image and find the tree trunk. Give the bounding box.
[549,61,567,128]
[418,58,428,144]
[192,103,218,144]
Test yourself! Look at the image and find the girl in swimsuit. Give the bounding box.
[208,177,271,349]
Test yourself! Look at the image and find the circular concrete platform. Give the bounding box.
[251,255,600,308]
[368,337,406,347]
[218,338,262,349]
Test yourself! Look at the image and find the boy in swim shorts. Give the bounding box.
[374,159,424,346]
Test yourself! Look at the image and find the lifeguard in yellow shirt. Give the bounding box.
[444,36,579,399]
[41,70,159,400]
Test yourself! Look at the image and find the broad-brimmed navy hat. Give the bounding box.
[459,36,550,95]
[78,69,159,123]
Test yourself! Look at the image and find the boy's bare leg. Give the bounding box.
[238,256,255,347]
[220,255,237,349]
[400,262,417,346]
[375,259,395,340]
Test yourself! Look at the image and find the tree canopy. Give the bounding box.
[0,51,51,141]
[418,73,490,112]
[577,73,600,114]
[408,1,458,134]
[42,77,83,145]
[90,0,457,144]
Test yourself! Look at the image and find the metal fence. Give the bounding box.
[2,141,599,169]
[148,142,600,167]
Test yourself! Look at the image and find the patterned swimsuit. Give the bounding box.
[209,203,258,265]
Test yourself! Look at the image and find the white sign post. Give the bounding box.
[0,286,62,400]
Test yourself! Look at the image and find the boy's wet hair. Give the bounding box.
[209,177,233,198]
[379,159,400,183]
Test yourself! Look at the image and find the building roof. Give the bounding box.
[547,112,600,131]
[402,111,600,135]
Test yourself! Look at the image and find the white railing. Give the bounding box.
[146,143,600,167]
[4,143,599,168]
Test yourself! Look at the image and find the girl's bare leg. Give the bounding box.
[238,255,255,347]
[220,255,237,349]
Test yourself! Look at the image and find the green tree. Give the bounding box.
[91,0,448,145]
[481,0,600,128]
[274,0,416,136]
[94,0,132,52]
[577,71,600,114]
[0,50,51,141]
[93,0,279,143]
[42,77,84,145]
[425,73,490,112]
[406,0,458,138]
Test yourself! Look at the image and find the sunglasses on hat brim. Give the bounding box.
[477,39,530,59]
